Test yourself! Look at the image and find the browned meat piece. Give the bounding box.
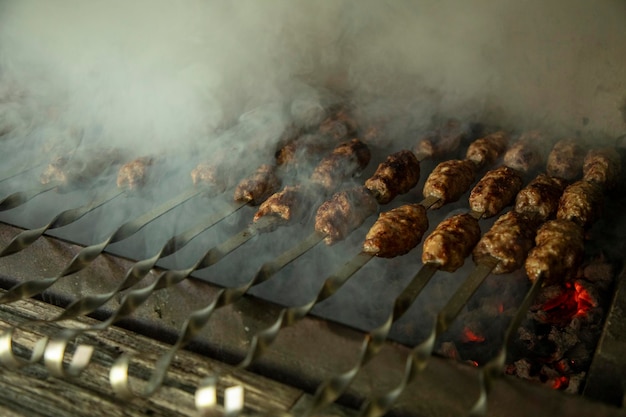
[191,162,221,187]
[40,149,122,189]
[315,187,378,245]
[253,185,310,223]
[556,180,604,228]
[503,136,544,173]
[465,131,509,170]
[525,219,585,284]
[515,173,567,221]
[362,204,429,258]
[234,164,281,206]
[319,107,358,140]
[546,139,585,181]
[582,147,621,190]
[414,119,466,159]
[469,165,523,218]
[423,160,477,209]
[116,157,154,190]
[422,213,481,272]
[310,139,371,191]
[275,134,335,167]
[473,210,537,274]
[364,150,420,204]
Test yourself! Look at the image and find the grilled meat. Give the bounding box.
[40,149,122,189]
[234,164,281,205]
[582,147,621,190]
[315,187,378,245]
[556,180,604,228]
[422,213,481,272]
[546,139,585,181]
[525,219,585,284]
[318,107,358,140]
[465,131,509,170]
[469,165,523,217]
[473,210,537,274]
[253,185,311,223]
[364,150,420,204]
[414,119,466,159]
[310,139,371,191]
[191,162,223,189]
[362,204,429,258]
[275,134,335,168]
[515,173,567,222]
[423,159,476,209]
[116,157,154,190]
[503,136,544,173]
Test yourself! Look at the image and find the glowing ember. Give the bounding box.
[552,375,570,390]
[461,327,486,343]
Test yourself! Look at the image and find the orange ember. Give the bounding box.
[462,328,486,343]
[552,375,569,390]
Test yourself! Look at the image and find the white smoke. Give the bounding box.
[1,0,625,157]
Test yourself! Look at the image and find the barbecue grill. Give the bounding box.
[2,2,626,416]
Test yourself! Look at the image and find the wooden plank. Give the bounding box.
[0,297,304,417]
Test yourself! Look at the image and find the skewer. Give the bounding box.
[42,122,471,389]
[0,186,202,305]
[469,273,545,416]
[0,184,58,211]
[358,142,612,417]
[0,189,125,257]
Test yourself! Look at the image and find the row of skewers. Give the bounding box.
[0,105,622,416]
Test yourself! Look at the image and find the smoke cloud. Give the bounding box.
[1,0,625,159]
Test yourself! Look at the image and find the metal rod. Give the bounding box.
[0,184,57,211]
[0,189,124,257]
[469,273,545,416]
[359,257,498,417]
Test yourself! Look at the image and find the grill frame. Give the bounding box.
[0,221,624,416]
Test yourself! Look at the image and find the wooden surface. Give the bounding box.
[0,297,313,417]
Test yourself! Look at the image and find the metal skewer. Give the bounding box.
[358,256,499,417]
[469,273,545,416]
[0,184,58,211]
[0,189,124,257]
[0,186,202,305]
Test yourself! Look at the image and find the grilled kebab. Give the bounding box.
[364,149,420,204]
[503,131,545,173]
[546,139,585,181]
[40,148,123,190]
[362,204,429,258]
[254,138,371,223]
[469,165,524,217]
[423,160,477,209]
[414,119,468,159]
[422,213,481,272]
[465,131,509,170]
[582,147,621,190]
[116,157,154,190]
[234,164,281,205]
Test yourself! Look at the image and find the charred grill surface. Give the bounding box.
[364,150,420,204]
[469,165,524,217]
[421,213,481,272]
[515,173,567,222]
[116,157,154,190]
[310,138,371,191]
[556,180,604,228]
[583,147,622,190]
[465,131,509,170]
[546,139,585,181]
[525,219,585,284]
[423,160,477,209]
[234,164,281,206]
[362,203,428,258]
[314,186,378,245]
